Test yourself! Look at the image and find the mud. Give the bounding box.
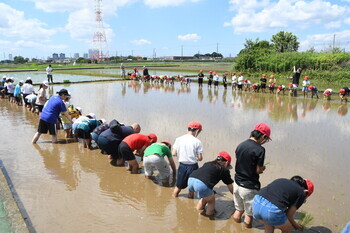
[0,80,348,232]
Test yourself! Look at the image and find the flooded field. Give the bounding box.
[0,80,349,232]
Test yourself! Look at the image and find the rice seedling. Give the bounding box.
[298,211,314,229]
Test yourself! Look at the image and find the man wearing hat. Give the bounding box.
[172,121,203,198]
[32,89,73,143]
[233,123,271,228]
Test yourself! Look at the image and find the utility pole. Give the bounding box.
[181,45,183,57]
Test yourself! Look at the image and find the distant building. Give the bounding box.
[52,53,59,60]
[162,56,194,60]
[59,53,65,59]
[74,53,79,59]
[8,54,13,61]
[83,53,89,59]
[88,49,99,59]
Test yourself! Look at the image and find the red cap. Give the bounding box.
[270,75,275,78]
[188,121,202,130]
[209,71,212,73]
[161,141,172,149]
[218,151,231,164]
[232,72,236,75]
[200,70,203,72]
[340,88,346,94]
[304,76,309,80]
[308,85,313,90]
[289,83,293,87]
[225,72,228,75]
[238,72,242,75]
[254,123,271,139]
[244,79,248,82]
[213,71,217,75]
[262,74,267,77]
[278,85,282,90]
[305,179,314,197]
[324,90,331,96]
[148,133,157,143]
[252,84,257,88]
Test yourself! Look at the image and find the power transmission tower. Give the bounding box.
[91,0,109,62]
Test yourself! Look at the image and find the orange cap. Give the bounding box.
[304,76,309,80]
[305,179,314,197]
[218,151,231,164]
[188,121,202,130]
[262,74,267,77]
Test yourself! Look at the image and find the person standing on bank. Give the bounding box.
[252,176,314,233]
[32,89,73,144]
[172,121,203,198]
[233,123,271,228]
[46,65,53,84]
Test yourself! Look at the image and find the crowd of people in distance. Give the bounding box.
[119,65,350,103]
[1,72,320,233]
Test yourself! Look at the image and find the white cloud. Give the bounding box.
[143,0,201,8]
[299,30,350,51]
[178,33,201,42]
[0,3,57,40]
[226,0,348,33]
[345,18,350,24]
[131,39,152,45]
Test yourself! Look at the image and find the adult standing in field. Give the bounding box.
[118,133,157,174]
[208,71,213,88]
[32,89,73,144]
[46,65,53,84]
[252,176,314,232]
[233,123,271,228]
[172,121,203,198]
[198,70,204,88]
[292,67,302,97]
[120,63,126,79]
[143,66,150,80]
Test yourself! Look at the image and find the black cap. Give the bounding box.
[57,89,70,96]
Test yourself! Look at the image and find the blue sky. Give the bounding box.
[0,0,349,59]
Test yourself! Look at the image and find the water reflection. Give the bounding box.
[122,81,348,119]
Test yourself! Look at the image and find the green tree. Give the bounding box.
[271,31,299,52]
[13,56,26,64]
[239,38,273,54]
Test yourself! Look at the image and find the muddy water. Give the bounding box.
[0,81,349,233]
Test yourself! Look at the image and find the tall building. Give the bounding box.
[74,53,80,59]
[59,53,65,59]
[8,54,13,61]
[83,53,89,59]
[52,53,59,60]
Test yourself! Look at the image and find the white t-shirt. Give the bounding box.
[21,83,34,94]
[46,67,53,75]
[238,76,244,85]
[7,83,15,93]
[232,75,237,84]
[213,75,219,81]
[173,134,203,164]
[302,80,310,87]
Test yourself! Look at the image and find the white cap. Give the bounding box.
[75,107,82,113]
[19,80,24,83]
[2,76,6,79]
[42,81,49,87]
[87,113,96,119]
[100,118,107,124]
[26,77,32,80]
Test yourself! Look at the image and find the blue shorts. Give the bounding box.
[188,177,213,198]
[252,195,287,226]
[302,86,309,92]
[176,163,198,189]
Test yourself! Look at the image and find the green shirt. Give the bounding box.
[144,143,172,158]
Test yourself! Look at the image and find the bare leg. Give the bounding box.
[32,132,42,144]
[244,215,253,228]
[204,195,215,216]
[128,159,139,174]
[233,210,244,223]
[196,198,206,210]
[258,220,274,233]
[52,135,58,143]
[172,187,181,198]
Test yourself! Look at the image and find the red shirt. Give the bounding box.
[123,134,151,150]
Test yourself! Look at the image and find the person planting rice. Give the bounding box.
[76,113,101,149]
[35,81,49,114]
[252,176,314,233]
[268,75,276,94]
[252,83,261,93]
[323,88,333,100]
[244,79,251,92]
[233,123,271,228]
[276,85,285,95]
[187,151,233,217]
[288,83,298,96]
[302,76,310,98]
[172,121,203,198]
[339,87,349,103]
[198,70,204,87]
[308,85,319,99]
[32,89,73,144]
[13,80,23,105]
[118,133,157,174]
[143,141,176,185]
[231,72,237,90]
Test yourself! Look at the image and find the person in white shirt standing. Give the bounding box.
[46,65,53,84]
[172,121,203,198]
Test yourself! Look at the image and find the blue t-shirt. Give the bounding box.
[14,84,22,97]
[40,96,67,124]
[77,119,101,133]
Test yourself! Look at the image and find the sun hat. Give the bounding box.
[148,133,157,143]
[42,81,49,87]
[254,123,271,140]
[87,113,96,119]
[217,151,231,164]
[57,89,70,96]
[188,121,202,130]
[304,179,314,197]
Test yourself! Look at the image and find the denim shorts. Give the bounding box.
[252,195,287,226]
[188,177,213,198]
